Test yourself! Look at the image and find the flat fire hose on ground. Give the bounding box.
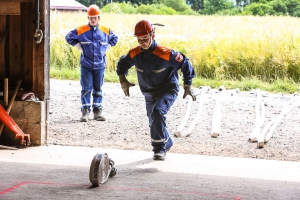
[0,104,31,146]
[89,153,117,187]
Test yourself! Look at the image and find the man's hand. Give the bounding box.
[119,74,135,97]
[183,85,196,101]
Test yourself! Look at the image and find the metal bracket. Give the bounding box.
[34,28,43,44]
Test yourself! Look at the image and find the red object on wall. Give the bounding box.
[0,104,30,146]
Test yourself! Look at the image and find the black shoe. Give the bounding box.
[93,107,105,121]
[80,108,90,122]
[153,150,166,161]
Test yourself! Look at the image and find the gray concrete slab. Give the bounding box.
[0,145,300,200]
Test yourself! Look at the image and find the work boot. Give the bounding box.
[93,107,105,121]
[153,150,166,161]
[80,108,90,122]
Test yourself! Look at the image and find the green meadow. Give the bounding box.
[50,11,300,93]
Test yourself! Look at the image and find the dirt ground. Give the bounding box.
[48,79,300,162]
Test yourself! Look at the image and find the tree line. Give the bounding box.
[77,0,300,16]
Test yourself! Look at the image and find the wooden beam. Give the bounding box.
[4,78,8,108]
[8,15,21,82]
[0,2,20,15]
[0,15,6,79]
[6,80,22,114]
[44,0,50,142]
[21,1,34,87]
[33,0,48,100]
[0,0,33,2]
[44,0,50,101]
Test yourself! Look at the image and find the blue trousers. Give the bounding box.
[145,91,177,152]
[80,66,105,111]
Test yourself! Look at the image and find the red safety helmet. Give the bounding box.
[134,20,155,38]
[87,4,100,17]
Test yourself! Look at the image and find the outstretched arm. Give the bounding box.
[170,51,197,101]
[119,74,135,97]
[116,53,135,97]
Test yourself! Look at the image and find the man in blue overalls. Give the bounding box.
[116,20,196,160]
[65,4,118,122]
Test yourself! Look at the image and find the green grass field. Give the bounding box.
[50,11,300,93]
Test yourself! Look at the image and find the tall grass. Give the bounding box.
[50,11,300,92]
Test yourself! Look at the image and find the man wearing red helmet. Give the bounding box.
[65,4,118,122]
[116,19,196,161]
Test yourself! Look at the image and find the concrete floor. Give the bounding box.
[1,145,300,200]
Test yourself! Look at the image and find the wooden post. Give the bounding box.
[5,79,22,114]
[4,78,8,108]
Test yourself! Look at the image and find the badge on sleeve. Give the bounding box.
[175,53,183,62]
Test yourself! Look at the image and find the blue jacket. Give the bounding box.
[116,41,195,99]
[66,23,118,69]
